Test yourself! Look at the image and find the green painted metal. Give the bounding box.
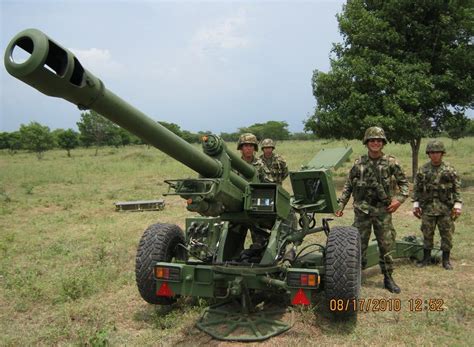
[4,28,431,342]
[4,28,252,217]
[301,147,353,170]
[363,236,442,269]
[290,169,340,213]
[114,199,165,212]
[289,147,352,214]
[196,301,294,341]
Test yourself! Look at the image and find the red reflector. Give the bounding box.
[300,274,308,286]
[291,288,310,306]
[157,282,174,297]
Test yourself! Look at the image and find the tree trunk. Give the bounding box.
[67,149,71,157]
[409,138,421,181]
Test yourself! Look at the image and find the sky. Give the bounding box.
[0,0,346,134]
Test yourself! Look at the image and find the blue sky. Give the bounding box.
[1,0,346,133]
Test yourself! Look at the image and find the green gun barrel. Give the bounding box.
[4,28,253,189]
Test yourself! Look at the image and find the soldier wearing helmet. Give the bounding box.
[413,140,462,270]
[335,126,409,294]
[237,133,260,164]
[259,138,288,185]
[235,133,268,254]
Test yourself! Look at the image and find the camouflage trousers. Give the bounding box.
[421,214,454,251]
[353,209,396,274]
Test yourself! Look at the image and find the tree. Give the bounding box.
[56,129,80,157]
[115,127,143,146]
[442,111,470,140]
[158,121,183,137]
[19,122,55,159]
[305,0,474,178]
[158,121,200,143]
[182,130,200,143]
[5,131,22,154]
[289,132,317,141]
[77,111,118,155]
[219,132,240,142]
[239,121,290,141]
[466,118,474,136]
[0,132,10,149]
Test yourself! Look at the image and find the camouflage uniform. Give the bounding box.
[236,133,265,180]
[259,139,289,184]
[241,155,265,181]
[339,154,409,273]
[413,140,462,269]
[236,133,268,249]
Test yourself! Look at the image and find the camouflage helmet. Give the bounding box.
[260,138,275,149]
[363,126,387,144]
[425,140,446,154]
[237,133,258,150]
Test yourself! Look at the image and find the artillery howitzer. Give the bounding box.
[4,29,432,341]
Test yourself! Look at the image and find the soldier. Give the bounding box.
[237,133,262,166]
[335,126,409,294]
[259,138,289,185]
[235,133,268,256]
[413,140,462,270]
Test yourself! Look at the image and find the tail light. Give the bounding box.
[287,271,319,288]
[154,266,181,281]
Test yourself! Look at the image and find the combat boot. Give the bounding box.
[442,251,453,270]
[416,249,431,267]
[383,273,401,294]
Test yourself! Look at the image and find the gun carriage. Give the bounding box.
[4,29,431,341]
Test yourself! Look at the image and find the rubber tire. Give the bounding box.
[135,223,186,305]
[324,226,361,320]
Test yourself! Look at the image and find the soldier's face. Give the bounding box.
[241,144,255,159]
[428,152,443,166]
[367,138,384,153]
[263,147,273,158]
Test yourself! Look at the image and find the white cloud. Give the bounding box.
[70,47,123,75]
[190,10,250,59]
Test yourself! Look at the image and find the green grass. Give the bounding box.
[1,139,473,345]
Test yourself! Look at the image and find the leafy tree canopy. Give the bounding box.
[77,110,119,154]
[305,0,474,176]
[55,128,80,157]
[239,121,290,141]
[19,122,55,159]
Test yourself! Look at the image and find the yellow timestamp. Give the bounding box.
[407,298,445,312]
[329,298,445,312]
[329,298,402,312]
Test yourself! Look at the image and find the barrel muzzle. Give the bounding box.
[4,28,103,110]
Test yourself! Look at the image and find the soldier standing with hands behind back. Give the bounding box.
[259,138,289,185]
[335,126,409,294]
[413,140,462,270]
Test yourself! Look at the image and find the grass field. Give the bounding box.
[1,138,473,346]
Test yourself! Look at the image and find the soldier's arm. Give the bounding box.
[412,170,423,203]
[452,168,463,213]
[281,158,289,181]
[412,170,423,218]
[338,169,354,211]
[392,160,409,204]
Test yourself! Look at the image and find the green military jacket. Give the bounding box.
[259,153,289,184]
[239,155,265,182]
[413,161,462,215]
[339,154,409,214]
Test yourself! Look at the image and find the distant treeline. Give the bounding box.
[0,111,316,158]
